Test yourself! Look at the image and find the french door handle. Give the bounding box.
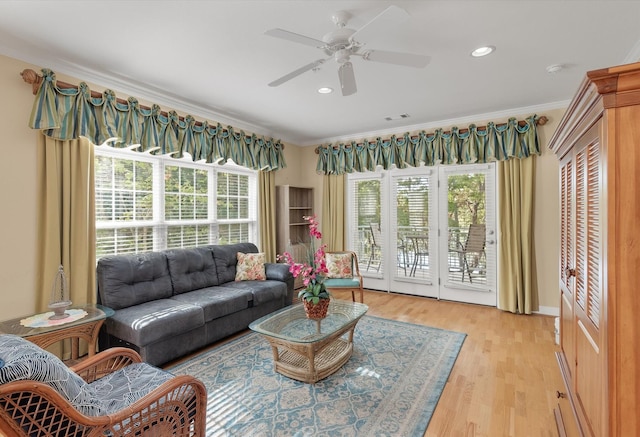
[565,267,576,277]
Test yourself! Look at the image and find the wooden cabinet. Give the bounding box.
[276,186,314,289]
[548,62,640,437]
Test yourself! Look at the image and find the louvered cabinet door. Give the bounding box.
[572,122,604,436]
[559,153,575,381]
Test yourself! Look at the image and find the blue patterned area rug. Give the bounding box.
[169,316,466,437]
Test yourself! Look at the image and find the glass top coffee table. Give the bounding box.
[249,299,368,383]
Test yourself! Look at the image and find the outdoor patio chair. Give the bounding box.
[0,334,207,437]
[324,251,364,303]
[408,235,429,277]
[449,223,486,283]
[366,223,382,272]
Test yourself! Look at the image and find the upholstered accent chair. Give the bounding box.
[324,251,364,303]
[0,334,206,436]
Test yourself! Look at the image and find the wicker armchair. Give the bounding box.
[0,334,206,436]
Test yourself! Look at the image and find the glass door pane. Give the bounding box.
[347,174,387,291]
[389,168,438,297]
[438,164,497,306]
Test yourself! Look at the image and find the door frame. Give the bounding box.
[347,163,498,306]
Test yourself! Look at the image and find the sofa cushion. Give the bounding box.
[97,252,173,310]
[210,243,259,284]
[221,280,288,306]
[105,299,204,347]
[170,287,253,322]
[324,277,362,288]
[165,247,219,294]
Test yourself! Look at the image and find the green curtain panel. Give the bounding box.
[28,69,287,171]
[315,116,540,174]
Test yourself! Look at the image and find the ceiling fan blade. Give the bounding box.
[268,59,327,87]
[363,50,431,68]
[339,62,357,96]
[350,5,410,45]
[265,28,325,48]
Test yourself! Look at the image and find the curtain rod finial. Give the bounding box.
[536,115,548,126]
[20,69,42,95]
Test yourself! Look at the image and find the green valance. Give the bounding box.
[315,115,541,175]
[27,69,286,171]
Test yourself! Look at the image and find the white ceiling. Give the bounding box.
[1,1,639,146]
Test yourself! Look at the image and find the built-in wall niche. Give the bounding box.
[276,185,314,289]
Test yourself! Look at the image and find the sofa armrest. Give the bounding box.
[265,263,295,305]
[265,263,291,282]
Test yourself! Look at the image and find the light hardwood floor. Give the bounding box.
[168,289,563,437]
[328,289,562,437]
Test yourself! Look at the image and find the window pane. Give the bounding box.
[165,194,180,220]
[195,169,208,194]
[114,191,133,221]
[229,199,239,219]
[228,174,239,196]
[167,225,212,248]
[218,223,248,244]
[96,190,113,221]
[350,178,381,272]
[195,196,208,219]
[165,165,208,221]
[95,147,257,261]
[96,227,153,257]
[165,166,179,191]
[239,198,248,218]
[114,160,133,190]
[181,195,195,220]
[217,198,229,220]
[181,168,194,193]
[135,192,153,220]
[217,173,227,194]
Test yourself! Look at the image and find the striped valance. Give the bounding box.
[25,69,286,171]
[316,115,542,175]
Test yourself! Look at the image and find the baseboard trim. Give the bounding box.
[535,306,559,317]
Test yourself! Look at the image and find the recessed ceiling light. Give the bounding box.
[471,46,495,57]
[317,87,333,94]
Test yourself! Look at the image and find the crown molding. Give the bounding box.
[1,44,281,141]
[303,100,570,147]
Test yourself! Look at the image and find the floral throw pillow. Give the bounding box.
[235,252,266,281]
[326,253,353,278]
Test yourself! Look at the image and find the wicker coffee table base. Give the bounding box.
[262,319,359,384]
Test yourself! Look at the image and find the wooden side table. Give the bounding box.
[0,304,114,361]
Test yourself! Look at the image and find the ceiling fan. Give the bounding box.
[265,5,430,96]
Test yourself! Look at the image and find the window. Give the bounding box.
[95,146,258,259]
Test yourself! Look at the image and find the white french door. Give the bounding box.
[347,163,497,306]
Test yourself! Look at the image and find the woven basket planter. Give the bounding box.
[303,298,330,320]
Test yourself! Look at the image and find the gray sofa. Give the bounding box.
[97,243,294,366]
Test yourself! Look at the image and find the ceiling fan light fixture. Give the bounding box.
[471,45,495,57]
[317,87,333,94]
